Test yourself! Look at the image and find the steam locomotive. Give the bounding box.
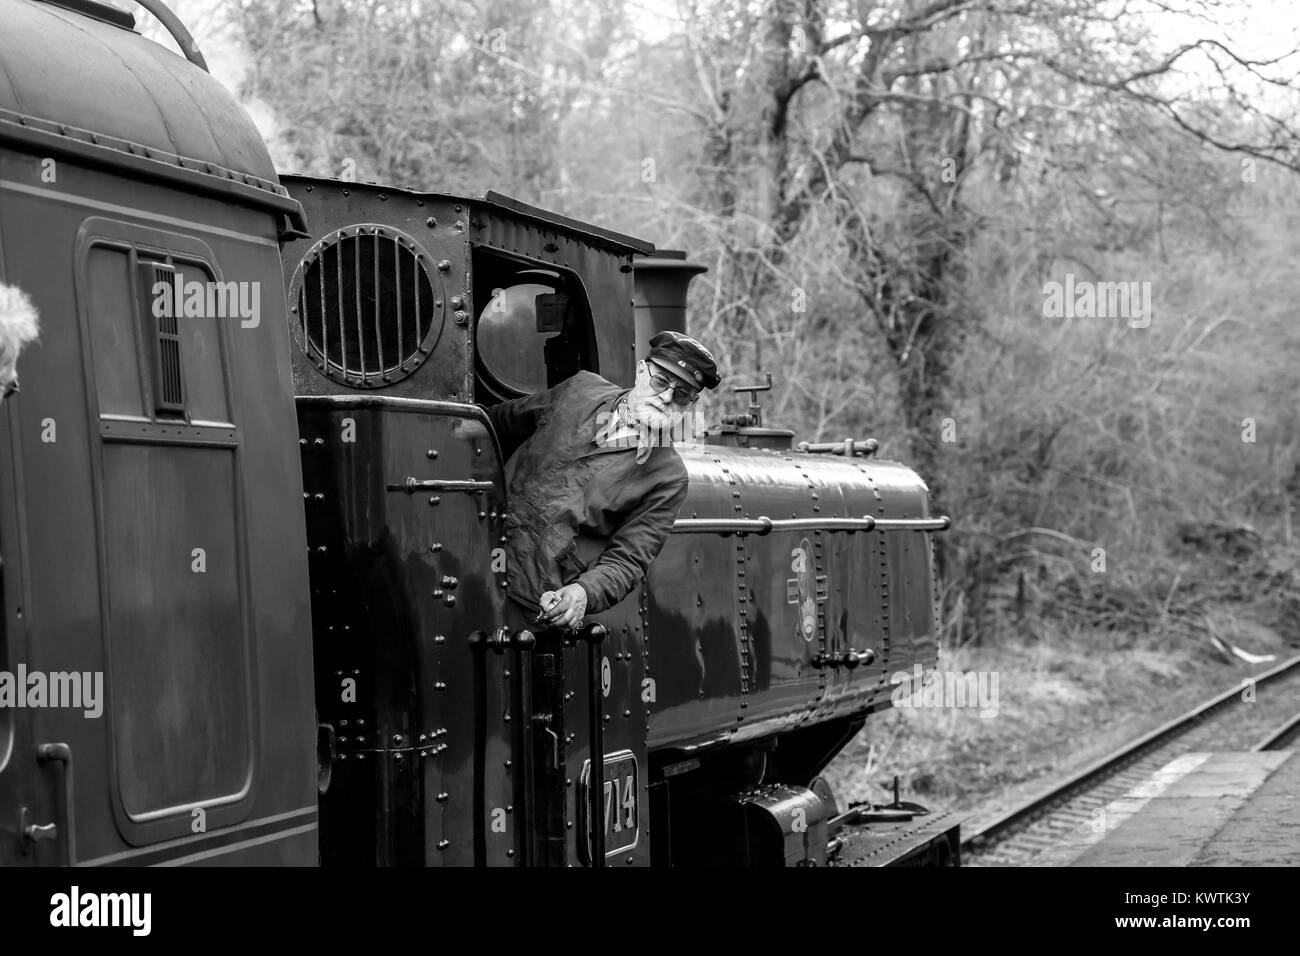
[0,0,955,866]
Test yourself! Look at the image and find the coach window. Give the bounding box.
[85,242,234,431]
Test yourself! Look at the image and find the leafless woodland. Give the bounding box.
[154,0,1300,646]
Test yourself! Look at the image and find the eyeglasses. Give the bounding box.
[1,378,17,400]
[647,370,700,407]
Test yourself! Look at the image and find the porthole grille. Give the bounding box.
[294,225,440,387]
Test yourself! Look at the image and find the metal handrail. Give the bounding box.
[386,477,496,494]
[797,438,879,457]
[131,0,209,72]
[671,515,950,535]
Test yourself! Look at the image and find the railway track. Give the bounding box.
[1254,710,1300,750]
[961,653,1300,866]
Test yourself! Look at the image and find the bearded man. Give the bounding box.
[0,282,38,403]
[485,331,721,630]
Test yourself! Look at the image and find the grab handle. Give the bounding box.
[35,742,75,864]
[130,1,210,72]
[574,623,608,866]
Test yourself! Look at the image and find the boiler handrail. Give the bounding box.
[671,515,950,535]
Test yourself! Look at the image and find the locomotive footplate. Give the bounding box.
[829,807,965,867]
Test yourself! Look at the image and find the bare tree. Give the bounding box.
[671,0,1300,591]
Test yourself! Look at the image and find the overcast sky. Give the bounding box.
[127,0,1300,164]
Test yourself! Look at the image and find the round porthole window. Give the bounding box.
[476,272,562,395]
[289,224,445,387]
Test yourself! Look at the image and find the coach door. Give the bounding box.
[0,357,39,866]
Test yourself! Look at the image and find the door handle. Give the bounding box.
[35,742,74,864]
[18,806,57,854]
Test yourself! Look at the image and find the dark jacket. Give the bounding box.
[485,371,689,614]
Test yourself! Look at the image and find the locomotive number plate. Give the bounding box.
[578,751,639,863]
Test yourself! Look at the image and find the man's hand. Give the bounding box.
[537,584,588,629]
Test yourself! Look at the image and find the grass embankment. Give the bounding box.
[823,535,1300,828]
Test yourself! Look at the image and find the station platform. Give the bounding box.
[1035,750,1300,866]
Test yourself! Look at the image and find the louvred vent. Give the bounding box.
[139,261,186,413]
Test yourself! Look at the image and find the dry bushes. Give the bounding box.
[938,163,1300,647]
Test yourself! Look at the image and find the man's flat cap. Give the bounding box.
[647,331,721,390]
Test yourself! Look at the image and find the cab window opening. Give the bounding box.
[472,249,597,406]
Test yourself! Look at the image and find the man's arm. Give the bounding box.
[482,387,554,462]
[576,472,690,614]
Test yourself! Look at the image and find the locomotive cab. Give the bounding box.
[280,178,658,865]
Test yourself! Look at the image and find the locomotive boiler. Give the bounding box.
[0,0,955,867]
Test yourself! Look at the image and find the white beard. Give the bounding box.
[639,406,675,433]
[625,393,672,432]
[0,281,40,371]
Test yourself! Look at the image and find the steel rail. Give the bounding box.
[1253,711,1300,751]
[962,652,1300,855]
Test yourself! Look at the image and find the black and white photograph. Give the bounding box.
[0,0,1296,931]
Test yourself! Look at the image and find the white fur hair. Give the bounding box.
[0,281,40,370]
